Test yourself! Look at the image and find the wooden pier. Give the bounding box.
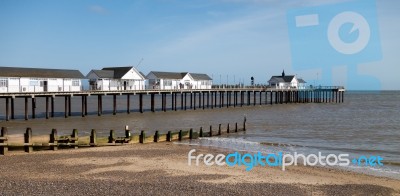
[0,87,345,121]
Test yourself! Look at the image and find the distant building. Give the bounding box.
[86,66,146,91]
[268,70,306,89]
[190,73,213,89]
[0,66,84,93]
[146,71,212,90]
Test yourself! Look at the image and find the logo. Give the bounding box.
[188,149,384,171]
[287,0,382,89]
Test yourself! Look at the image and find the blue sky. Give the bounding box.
[0,0,399,90]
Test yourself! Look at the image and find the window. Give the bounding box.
[30,79,39,86]
[164,80,172,86]
[72,80,80,86]
[0,78,7,87]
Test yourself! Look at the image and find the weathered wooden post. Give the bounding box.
[24,97,28,120]
[50,129,58,151]
[151,94,155,112]
[218,124,222,135]
[113,94,117,115]
[140,130,145,143]
[6,97,10,121]
[189,128,193,139]
[32,97,36,119]
[199,127,203,137]
[127,94,131,114]
[0,127,8,155]
[125,129,131,142]
[90,129,97,147]
[235,123,238,132]
[108,130,115,144]
[51,96,55,118]
[167,131,172,142]
[24,128,33,153]
[227,123,230,134]
[71,129,78,149]
[154,130,160,142]
[243,117,247,131]
[11,97,15,120]
[209,125,213,137]
[64,96,68,118]
[178,130,183,141]
[139,94,143,113]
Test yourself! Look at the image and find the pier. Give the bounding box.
[0,87,345,121]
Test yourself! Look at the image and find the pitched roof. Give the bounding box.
[298,78,307,83]
[269,75,295,83]
[0,66,84,79]
[102,66,133,79]
[149,71,189,79]
[90,70,114,78]
[190,73,212,80]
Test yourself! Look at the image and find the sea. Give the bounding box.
[0,91,399,179]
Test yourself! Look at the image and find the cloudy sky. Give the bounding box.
[0,0,398,90]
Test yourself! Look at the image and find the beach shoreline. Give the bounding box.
[0,143,399,195]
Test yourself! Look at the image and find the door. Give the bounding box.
[43,81,48,92]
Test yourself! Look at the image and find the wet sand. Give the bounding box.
[0,143,399,195]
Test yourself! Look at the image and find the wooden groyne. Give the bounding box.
[0,87,345,121]
[0,118,247,155]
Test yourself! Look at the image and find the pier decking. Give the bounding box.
[0,87,345,121]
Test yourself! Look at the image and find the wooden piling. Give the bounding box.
[154,130,160,142]
[174,93,177,111]
[235,123,238,132]
[253,91,256,106]
[167,131,172,142]
[113,94,117,115]
[178,130,183,141]
[81,96,85,117]
[163,93,167,112]
[84,95,88,116]
[71,129,78,149]
[0,127,8,155]
[140,130,145,143]
[5,97,9,121]
[243,117,247,131]
[90,129,97,147]
[108,130,115,144]
[125,129,131,140]
[24,128,33,153]
[189,128,193,139]
[227,123,230,133]
[151,94,155,112]
[127,94,131,114]
[139,94,143,113]
[68,96,72,116]
[193,92,196,110]
[51,96,54,118]
[11,98,15,120]
[97,95,102,116]
[199,127,203,137]
[218,124,222,135]
[209,125,213,137]
[45,96,49,119]
[32,97,36,119]
[65,96,68,118]
[50,129,58,151]
[24,97,28,120]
